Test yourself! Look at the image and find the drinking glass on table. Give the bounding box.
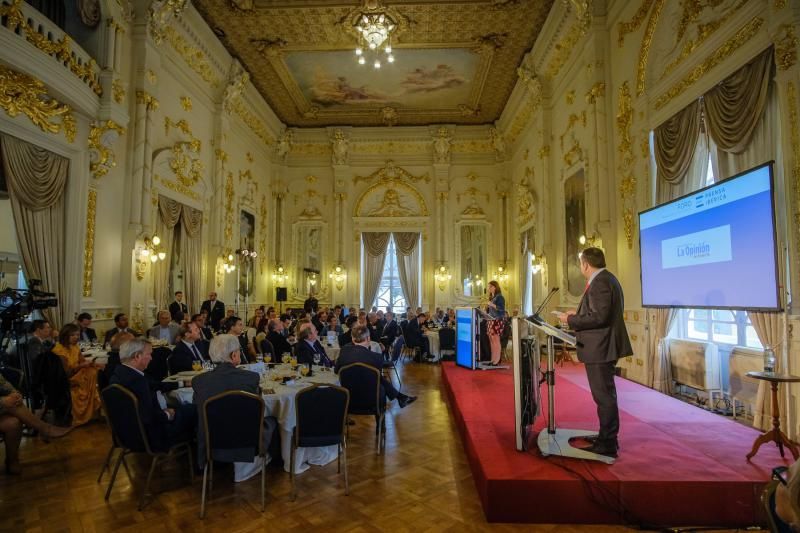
[263,353,272,364]
[313,353,321,366]
[256,352,263,363]
[300,365,310,377]
[282,352,291,364]
[290,356,298,369]
[192,360,202,372]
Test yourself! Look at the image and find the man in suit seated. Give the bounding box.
[110,338,197,451]
[103,313,139,347]
[265,319,293,359]
[381,312,400,348]
[334,325,416,408]
[169,291,189,323]
[76,313,97,343]
[192,313,213,342]
[295,322,333,367]
[406,312,432,361]
[338,315,358,347]
[200,292,226,332]
[148,310,180,344]
[191,334,277,468]
[170,323,211,374]
[7,319,53,370]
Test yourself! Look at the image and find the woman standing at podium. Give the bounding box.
[486,280,506,365]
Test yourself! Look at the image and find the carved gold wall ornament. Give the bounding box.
[149,0,189,44]
[0,65,76,142]
[246,152,254,163]
[617,0,654,47]
[562,135,582,167]
[473,32,507,54]
[516,175,536,225]
[82,188,97,297]
[775,0,786,7]
[88,120,126,179]
[112,78,126,104]
[636,0,666,96]
[451,139,494,154]
[538,144,550,159]
[659,0,748,81]
[566,90,575,105]
[0,0,102,95]
[617,81,636,249]
[654,17,764,110]
[788,82,800,234]
[231,98,274,146]
[215,148,228,162]
[135,90,159,111]
[775,24,798,71]
[585,82,605,104]
[544,8,591,79]
[354,178,429,217]
[353,160,431,185]
[155,174,200,200]
[180,95,192,111]
[146,69,157,85]
[506,73,543,145]
[251,37,288,59]
[293,142,332,156]
[559,110,587,151]
[458,104,480,117]
[161,26,221,87]
[381,106,398,127]
[169,143,204,187]
[224,172,235,242]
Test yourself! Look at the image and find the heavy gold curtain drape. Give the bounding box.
[393,232,420,308]
[361,233,390,309]
[1,134,72,327]
[154,196,203,315]
[654,99,703,190]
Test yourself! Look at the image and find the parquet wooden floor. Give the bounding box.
[0,364,736,532]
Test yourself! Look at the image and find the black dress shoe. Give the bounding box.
[397,394,417,408]
[583,442,618,458]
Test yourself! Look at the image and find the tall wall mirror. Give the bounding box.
[457,222,488,297]
[563,169,586,297]
[292,221,324,297]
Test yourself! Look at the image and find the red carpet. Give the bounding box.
[441,361,791,526]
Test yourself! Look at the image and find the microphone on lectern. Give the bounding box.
[528,287,559,323]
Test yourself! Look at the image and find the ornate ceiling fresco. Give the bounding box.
[193,0,554,127]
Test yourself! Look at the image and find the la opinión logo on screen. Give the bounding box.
[677,242,711,258]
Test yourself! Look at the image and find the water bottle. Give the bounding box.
[763,347,776,374]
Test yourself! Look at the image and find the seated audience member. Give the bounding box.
[295,322,333,368]
[312,310,329,336]
[266,319,293,358]
[357,311,367,327]
[327,315,344,336]
[248,307,264,329]
[53,324,103,426]
[406,312,432,361]
[434,308,446,325]
[335,325,416,408]
[192,313,213,342]
[110,339,196,450]
[0,373,71,474]
[382,312,400,347]
[338,315,358,347]
[192,334,277,467]
[148,310,180,344]
[8,319,53,370]
[104,313,139,346]
[280,314,295,340]
[171,323,211,373]
[376,310,386,328]
[76,313,97,343]
[99,331,135,391]
[223,315,255,364]
[367,313,383,343]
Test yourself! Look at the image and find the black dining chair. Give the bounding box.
[338,363,386,455]
[200,391,266,518]
[291,385,350,501]
[144,346,171,381]
[438,328,456,362]
[101,384,194,510]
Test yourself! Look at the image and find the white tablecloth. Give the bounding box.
[170,363,340,479]
[425,330,440,359]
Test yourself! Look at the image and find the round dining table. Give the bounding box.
[169,363,340,480]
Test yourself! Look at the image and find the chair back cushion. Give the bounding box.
[338,363,381,415]
[439,328,456,350]
[33,351,71,415]
[295,385,349,448]
[101,384,149,453]
[144,347,171,381]
[391,336,405,362]
[203,391,264,461]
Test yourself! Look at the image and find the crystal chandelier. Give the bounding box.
[353,1,396,69]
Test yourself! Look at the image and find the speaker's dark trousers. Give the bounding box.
[584,361,619,446]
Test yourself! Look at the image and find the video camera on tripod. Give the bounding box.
[0,279,58,327]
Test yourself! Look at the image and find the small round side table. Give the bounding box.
[745,371,800,461]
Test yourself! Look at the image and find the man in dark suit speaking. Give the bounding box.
[554,247,632,458]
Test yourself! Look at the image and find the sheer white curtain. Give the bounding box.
[1,134,73,327]
[361,233,390,309]
[393,232,420,308]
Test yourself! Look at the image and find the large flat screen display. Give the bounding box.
[639,162,780,310]
[455,307,474,369]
